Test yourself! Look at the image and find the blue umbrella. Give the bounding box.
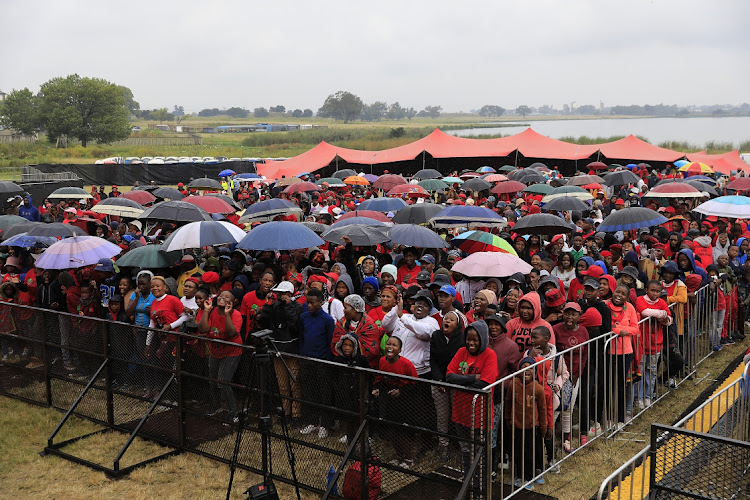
[357,197,408,213]
[218,169,236,177]
[674,160,690,168]
[331,216,387,227]
[389,224,448,248]
[684,175,717,185]
[235,172,261,179]
[429,206,505,228]
[598,207,667,232]
[238,199,302,223]
[2,232,57,248]
[238,221,324,251]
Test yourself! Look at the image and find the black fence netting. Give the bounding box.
[0,302,493,499]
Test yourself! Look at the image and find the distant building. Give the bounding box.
[0,90,6,101]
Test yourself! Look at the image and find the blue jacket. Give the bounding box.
[677,248,708,286]
[18,196,40,222]
[299,308,335,360]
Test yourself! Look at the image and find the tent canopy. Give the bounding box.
[687,150,749,174]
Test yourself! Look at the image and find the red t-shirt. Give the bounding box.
[240,290,268,336]
[150,294,184,340]
[206,309,243,358]
[447,347,499,428]
[374,356,417,388]
[553,323,589,379]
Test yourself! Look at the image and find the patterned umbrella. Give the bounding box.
[2,233,57,249]
[678,162,713,175]
[452,230,517,255]
[35,236,122,269]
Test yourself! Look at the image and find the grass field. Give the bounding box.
[1,337,746,500]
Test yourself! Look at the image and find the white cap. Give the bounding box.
[129,220,142,231]
[271,281,295,293]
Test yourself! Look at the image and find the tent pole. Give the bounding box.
[514,150,519,167]
[422,151,426,170]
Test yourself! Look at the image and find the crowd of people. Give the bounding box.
[1,162,749,487]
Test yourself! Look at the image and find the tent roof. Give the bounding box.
[493,128,599,160]
[594,135,685,163]
[687,150,749,174]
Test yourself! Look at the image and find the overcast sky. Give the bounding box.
[4,0,749,113]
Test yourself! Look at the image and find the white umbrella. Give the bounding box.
[161,221,246,251]
[89,198,145,217]
[692,195,750,218]
[34,236,122,270]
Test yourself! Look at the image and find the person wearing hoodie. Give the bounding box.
[331,294,382,367]
[606,284,641,428]
[692,234,714,268]
[332,333,369,444]
[712,231,731,264]
[18,195,40,222]
[429,310,466,460]
[566,257,591,302]
[361,276,381,313]
[506,291,555,353]
[446,320,499,488]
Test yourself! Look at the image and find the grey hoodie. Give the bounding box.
[335,274,354,301]
[468,319,490,355]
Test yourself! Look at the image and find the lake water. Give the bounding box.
[448,116,750,149]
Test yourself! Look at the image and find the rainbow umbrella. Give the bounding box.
[693,195,750,218]
[452,230,517,255]
[678,162,713,175]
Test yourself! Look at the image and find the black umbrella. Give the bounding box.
[138,201,213,222]
[205,193,242,210]
[27,222,87,238]
[0,182,25,205]
[188,178,223,191]
[413,169,442,180]
[321,224,390,246]
[543,196,590,212]
[529,162,548,169]
[1,220,42,241]
[390,203,445,225]
[512,213,575,235]
[134,185,160,192]
[604,170,640,187]
[519,172,547,184]
[153,187,185,200]
[508,167,541,180]
[598,207,667,232]
[461,178,492,192]
[301,221,328,234]
[331,169,357,180]
[0,215,28,234]
[389,224,448,248]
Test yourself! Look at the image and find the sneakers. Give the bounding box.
[299,424,318,435]
[535,469,545,484]
[514,479,533,491]
[713,344,723,351]
[339,435,348,444]
[588,422,603,437]
[548,460,561,473]
[562,440,574,454]
[721,337,735,345]
[636,399,645,410]
[625,412,632,424]
[667,378,677,389]
[317,427,328,439]
[644,398,652,407]
[401,459,413,469]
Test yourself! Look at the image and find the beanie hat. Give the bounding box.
[344,294,365,313]
[202,271,220,284]
[380,264,397,281]
[362,276,379,292]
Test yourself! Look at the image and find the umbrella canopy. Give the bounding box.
[139,200,213,222]
[727,178,750,191]
[218,169,236,177]
[390,203,445,225]
[35,236,121,270]
[283,181,320,194]
[598,207,667,232]
[301,221,328,234]
[693,196,750,218]
[568,174,605,186]
[162,221,246,251]
[429,205,506,228]
[529,162,547,170]
[363,174,379,182]
[452,230,517,255]
[684,175,717,186]
[512,213,574,235]
[48,187,93,200]
[234,172,261,180]
[522,184,553,195]
[344,175,369,186]
[357,197,407,213]
[2,233,57,249]
[482,174,509,183]
[413,168,442,180]
[276,176,302,187]
[316,177,347,187]
[332,216,387,227]
[188,178,223,190]
[587,161,608,171]
[336,211,391,223]
[0,181,24,198]
[679,162,713,175]
[205,193,242,211]
[476,166,496,173]
[459,171,481,180]
[122,190,157,205]
[0,215,28,235]
[491,180,527,195]
[387,184,430,198]
[498,165,517,173]
[655,179,717,197]
[674,160,690,168]
[542,185,594,202]
[373,174,407,191]
[152,187,185,200]
[508,168,538,180]
[27,222,87,238]
[418,179,450,192]
[331,169,358,179]
[543,196,590,212]
[238,221,324,251]
[643,183,703,198]
[515,171,546,184]
[115,244,182,268]
[442,176,464,184]
[462,178,493,192]
[389,224,448,248]
[451,251,532,278]
[321,224,390,246]
[1,221,42,241]
[238,199,303,223]
[582,183,604,190]
[90,197,145,217]
[182,195,235,214]
[604,170,641,187]
[134,185,160,192]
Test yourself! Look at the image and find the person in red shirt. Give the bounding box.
[198,290,244,421]
[240,271,275,338]
[147,276,188,401]
[397,247,420,288]
[635,280,672,407]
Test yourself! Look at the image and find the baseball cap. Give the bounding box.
[413,289,434,308]
[420,254,436,265]
[416,270,431,281]
[563,302,582,313]
[583,278,600,289]
[271,281,295,293]
[438,284,456,297]
[64,207,77,214]
[94,258,116,273]
[582,266,604,279]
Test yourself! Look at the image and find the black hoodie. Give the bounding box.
[429,314,466,382]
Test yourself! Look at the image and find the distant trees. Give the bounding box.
[226,107,249,118]
[254,107,269,118]
[610,104,680,116]
[291,109,303,118]
[303,109,313,117]
[479,105,505,118]
[150,108,171,123]
[0,88,39,135]
[198,108,222,117]
[405,107,417,120]
[269,105,285,113]
[576,104,597,115]
[361,101,388,121]
[387,102,406,120]
[317,91,364,123]
[173,105,185,117]
[423,105,442,119]
[515,105,531,118]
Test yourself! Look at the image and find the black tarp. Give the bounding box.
[31,161,257,187]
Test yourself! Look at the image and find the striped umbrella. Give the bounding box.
[678,162,713,175]
[452,230,517,255]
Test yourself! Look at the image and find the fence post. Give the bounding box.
[103,323,114,426]
[648,425,658,497]
[42,312,52,406]
[484,390,493,500]
[175,335,185,450]
[358,371,369,500]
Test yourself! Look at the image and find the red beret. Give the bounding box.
[201,271,220,284]
[615,199,625,205]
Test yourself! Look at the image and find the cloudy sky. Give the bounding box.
[4,0,749,113]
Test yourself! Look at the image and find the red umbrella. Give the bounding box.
[337,210,391,222]
[582,183,603,190]
[283,181,320,194]
[373,174,407,191]
[122,190,157,205]
[587,161,608,170]
[182,195,235,214]
[459,172,481,180]
[387,184,430,198]
[491,180,526,195]
[643,183,703,198]
[482,174,509,183]
[727,177,750,191]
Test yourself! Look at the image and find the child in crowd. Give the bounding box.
[332,333,369,444]
[635,280,671,407]
[105,294,131,387]
[706,266,731,347]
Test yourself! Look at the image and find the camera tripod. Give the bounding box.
[225,330,301,500]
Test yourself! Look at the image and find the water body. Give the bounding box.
[448,116,750,148]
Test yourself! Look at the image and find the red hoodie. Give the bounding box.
[506,292,555,353]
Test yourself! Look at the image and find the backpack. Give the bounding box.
[343,457,381,500]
